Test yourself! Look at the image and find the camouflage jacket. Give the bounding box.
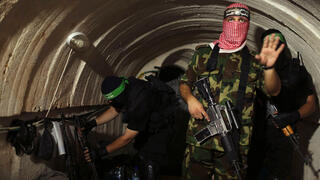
[180,44,265,151]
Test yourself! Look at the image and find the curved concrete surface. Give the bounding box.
[0,0,319,179]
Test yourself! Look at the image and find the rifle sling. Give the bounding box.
[206,44,251,121]
[235,46,251,121]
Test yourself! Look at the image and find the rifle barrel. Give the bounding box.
[282,126,319,178]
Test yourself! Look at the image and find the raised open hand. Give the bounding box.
[255,33,285,68]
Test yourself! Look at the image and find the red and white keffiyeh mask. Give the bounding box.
[215,3,250,50]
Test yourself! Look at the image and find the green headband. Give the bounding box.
[103,77,128,100]
[265,33,286,43]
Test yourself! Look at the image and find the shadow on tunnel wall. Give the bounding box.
[74,44,115,78]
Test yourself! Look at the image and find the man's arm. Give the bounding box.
[95,106,119,125]
[84,128,138,162]
[106,128,138,153]
[255,33,284,96]
[82,106,120,134]
[263,68,281,96]
[272,94,316,129]
[180,83,209,121]
[298,94,316,119]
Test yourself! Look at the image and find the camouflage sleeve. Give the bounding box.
[180,50,200,89]
[250,54,269,97]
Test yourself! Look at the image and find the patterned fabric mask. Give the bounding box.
[214,3,250,50]
[217,20,249,50]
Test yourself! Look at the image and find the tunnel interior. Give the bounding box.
[0,0,320,179]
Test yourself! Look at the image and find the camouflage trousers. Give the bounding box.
[182,144,248,180]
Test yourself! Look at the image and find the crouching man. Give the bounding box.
[83,75,177,180]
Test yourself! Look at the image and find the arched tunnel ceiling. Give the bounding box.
[0,0,320,117]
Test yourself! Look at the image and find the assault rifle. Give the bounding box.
[74,116,100,180]
[267,102,319,178]
[194,77,242,180]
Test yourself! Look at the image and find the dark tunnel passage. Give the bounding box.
[0,0,319,179]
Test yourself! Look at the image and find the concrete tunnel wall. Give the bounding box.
[0,0,319,179]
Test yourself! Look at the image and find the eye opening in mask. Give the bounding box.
[225,16,248,23]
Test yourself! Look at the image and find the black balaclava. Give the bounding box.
[101,76,129,110]
[261,29,292,72]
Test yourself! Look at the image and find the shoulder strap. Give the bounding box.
[205,44,251,121]
[206,43,220,71]
[235,46,251,121]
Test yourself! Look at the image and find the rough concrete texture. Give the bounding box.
[0,0,319,179]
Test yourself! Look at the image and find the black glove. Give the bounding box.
[82,120,97,135]
[84,146,109,163]
[273,111,300,129]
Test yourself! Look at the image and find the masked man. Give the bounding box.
[249,29,316,180]
[179,3,284,179]
[83,75,177,180]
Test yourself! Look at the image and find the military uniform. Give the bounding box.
[180,44,265,179]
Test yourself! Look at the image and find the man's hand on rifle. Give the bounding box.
[83,146,109,163]
[187,96,210,121]
[84,149,94,163]
[82,120,97,135]
[273,111,300,129]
